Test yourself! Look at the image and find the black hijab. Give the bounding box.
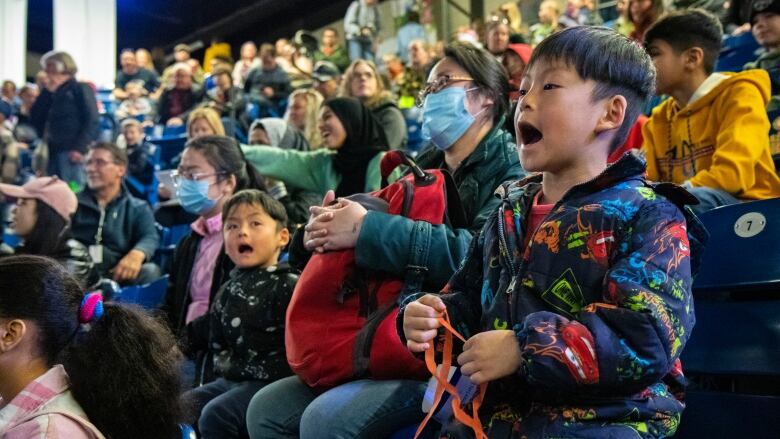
[326,97,389,197]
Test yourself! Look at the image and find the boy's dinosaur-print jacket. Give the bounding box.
[399,152,708,425]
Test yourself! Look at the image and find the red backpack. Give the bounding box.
[285,151,467,389]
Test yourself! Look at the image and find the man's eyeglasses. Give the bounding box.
[416,75,474,107]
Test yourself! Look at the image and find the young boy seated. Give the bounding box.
[745,0,780,155]
[642,9,780,214]
[185,189,296,439]
[120,118,156,199]
[400,26,707,438]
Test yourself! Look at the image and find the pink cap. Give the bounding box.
[0,176,78,221]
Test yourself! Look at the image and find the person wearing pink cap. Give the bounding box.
[0,176,94,286]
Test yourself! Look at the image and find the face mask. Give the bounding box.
[177,179,220,215]
[421,87,486,151]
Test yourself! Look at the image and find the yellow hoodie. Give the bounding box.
[642,69,780,200]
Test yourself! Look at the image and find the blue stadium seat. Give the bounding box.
[715,32,761,73]
[149,135,188,170]
[112,274,169,309]
[676,198,780,438]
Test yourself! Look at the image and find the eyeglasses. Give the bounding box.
[172,170,226,186]
[85,158,120,168]
[416,75,475,107]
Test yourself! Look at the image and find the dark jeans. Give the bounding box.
[246,376,427,439]
[48,151,86,191]
[186,378,269,439]
[687,186,741,215]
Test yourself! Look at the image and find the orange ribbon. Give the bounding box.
[415,310,488,439]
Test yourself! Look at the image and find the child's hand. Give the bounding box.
[457,330,523,385]
[403,294,446,352]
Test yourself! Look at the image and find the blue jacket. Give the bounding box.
[398,153,708,438]
[355,119,525,291]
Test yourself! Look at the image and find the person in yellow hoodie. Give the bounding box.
[643,8,780,214]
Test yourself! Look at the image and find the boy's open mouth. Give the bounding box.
[238,244,254,254]
[518,121,543,146]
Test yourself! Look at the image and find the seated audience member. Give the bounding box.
[1,80,20,111]
[284,89,324,148]
[530,0,562,46]
[0,177,94,286]
[402,26,704,439]
[120,119,156,199]
[114,81,154,122]
[0,101,18,183]
[0,255,187,439]
[185,190,296,439]
[643,9,780,214]
[276,38,314,90]
[188,107,226,139]
[243,97,389,198]
[397,11,428,64]
[504,43,532,104]
[158,63,204,127]
[339,59,407,150]
[396,40,435,108]
[30,51,99,189]
[244,44,292,117]
[312,27,351,72]
[233,41,261,89]
[245,43,524,439]
[14,83,38,127]
[745,0,780,154]
[628,0,664,42]
[136,48,158,74]
[247,119,319,225]
[162,136,266,346]
[485,16,511,59]
[605,0,635,36]
[113,49,160,100]
[159,44,200,92]
[71,142,160,285]
[207,66,248,133]
[312,61,342,101]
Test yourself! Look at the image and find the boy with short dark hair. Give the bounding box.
[401,26,706,438]
[643,9,780,214]
[185,189,296,439]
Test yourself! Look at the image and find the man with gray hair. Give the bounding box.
[29,50,99,190]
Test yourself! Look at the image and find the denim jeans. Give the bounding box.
[687,186,740,215]
[246,376,428,439]
[186,378,269,439]
[47,151,86,191]
[347,38,374,62]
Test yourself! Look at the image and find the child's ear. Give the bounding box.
[684,47,705,71]
[595,95,627,135]
[0,319,27,354]
[277,227,290,248]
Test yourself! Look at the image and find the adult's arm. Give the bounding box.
[242,145,333,195]
[74,83,99,153]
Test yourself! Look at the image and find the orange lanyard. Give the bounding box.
[415,310,488,439]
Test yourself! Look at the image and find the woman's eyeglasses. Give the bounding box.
[171,170,226,186]
[416,75,474,107]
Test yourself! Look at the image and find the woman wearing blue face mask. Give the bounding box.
[162,135,266,386]
[245,43,526,439]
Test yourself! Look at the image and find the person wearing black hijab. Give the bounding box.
[242,97,392,199]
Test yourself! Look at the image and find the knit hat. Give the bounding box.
[751,0,780,23]
[0,176,78,221]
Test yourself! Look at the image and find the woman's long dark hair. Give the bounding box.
[185,135,266,192]
[0,256,188,439]
[15,201,69,256]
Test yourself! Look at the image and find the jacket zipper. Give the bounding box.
[497,200,518,278]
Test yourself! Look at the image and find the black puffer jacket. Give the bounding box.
[3,238,96,288]
[29,78,99,155]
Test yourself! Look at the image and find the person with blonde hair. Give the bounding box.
[338,59,406,149]
[135,48,158,74]
[187,107,226,139]
[284,88,323,148]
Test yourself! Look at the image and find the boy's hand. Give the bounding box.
[403,294,446,352]
[457,330,523,385]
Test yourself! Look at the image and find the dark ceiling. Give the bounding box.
[28,0,353,59]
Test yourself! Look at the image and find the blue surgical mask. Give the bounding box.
[421,87,485,150]
[177,179,220,215]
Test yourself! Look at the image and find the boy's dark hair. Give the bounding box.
[644,9,723,75]
[222,189,289,230]
[529,26,656,152]
[0,255,188,439]
[443,42,509,125]
[89,141,128,167]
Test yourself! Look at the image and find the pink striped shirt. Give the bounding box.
[186,213,224,323]
[0,365,103,438]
